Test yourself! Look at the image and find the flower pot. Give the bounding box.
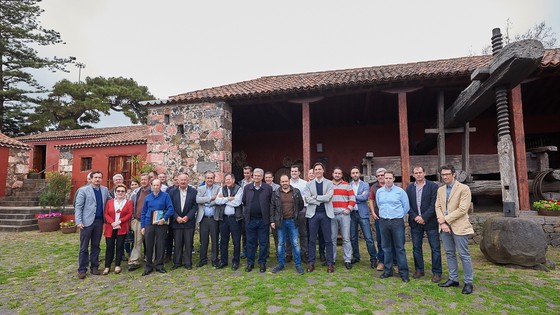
[37,216,62,232]
[61,226,77,234]
[28,173,41,179]
[538,209,560,216]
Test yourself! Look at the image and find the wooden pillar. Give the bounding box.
[398,92,410,188]
[302,102,311,180]
[462,122,471,182]
[437,91,445,182]
[510,85,530,210]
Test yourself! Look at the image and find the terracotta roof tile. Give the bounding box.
[55,126,148,149]
[16,125,145,142]
[0,132,30,150]
[165,49,559,104]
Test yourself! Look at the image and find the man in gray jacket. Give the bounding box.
[75,170,109,279]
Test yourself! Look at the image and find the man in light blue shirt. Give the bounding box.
[375,170,410,282]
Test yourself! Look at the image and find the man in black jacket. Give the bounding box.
[270,175,305,274]
[405,166,442,283]
[169,173,198,270]
[242,168,273,273]
[215,173,244,270]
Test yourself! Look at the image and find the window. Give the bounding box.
[164,114,170,124]
[81,157,92,171]
[177,124,184,134]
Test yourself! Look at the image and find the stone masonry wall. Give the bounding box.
[6,147,30,196]
[58,147,73,177]
[147,101,232,185]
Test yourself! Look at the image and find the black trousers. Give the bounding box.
[173,227,195,267]
[105,229,126,268]
[220,215,241,265]
[199,216,219,264]
[144,224,167,271]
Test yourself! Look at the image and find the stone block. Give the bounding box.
[543,224,554,233]
[480,217,547,266]
[197,161,218,173]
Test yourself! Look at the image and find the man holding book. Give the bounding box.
[140,179,174,276]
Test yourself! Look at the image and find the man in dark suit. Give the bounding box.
[405,166,442,283]
[169,173,198,270]
[242,168,273,273]
[75,170,109,279]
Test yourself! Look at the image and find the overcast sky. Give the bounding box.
[35,0,559,127]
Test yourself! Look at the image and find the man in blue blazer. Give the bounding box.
[169,173,198,270]
[349,167,377,269]
[75,170,110,279]
[405,166,442,283]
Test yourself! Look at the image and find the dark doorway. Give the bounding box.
[32,145,46,177]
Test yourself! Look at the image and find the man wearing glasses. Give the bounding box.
[435,165,474,295]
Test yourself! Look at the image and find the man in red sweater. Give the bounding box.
[331,167,356,270]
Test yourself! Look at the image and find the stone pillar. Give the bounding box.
[58,147,74,177]
[147,101,233,185]
[7,148,30,196]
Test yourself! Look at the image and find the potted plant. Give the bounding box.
[37,172,71,232]
[532,199,560,216]
[60,220,77,234]
[28,168,41,179]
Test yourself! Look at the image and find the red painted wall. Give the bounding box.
[0,147,9,197]
[234,117,500,175]
[69,144,146,202]
[25,138,87,172]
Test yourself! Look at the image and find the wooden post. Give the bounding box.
[437,91,446,180]
[398,92,410,188]
[462,122,471,182]
[302,101,311,180]
[510,85,530,210]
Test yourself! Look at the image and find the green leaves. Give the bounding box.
[27,76,154,131]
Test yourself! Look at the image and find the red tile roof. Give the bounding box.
[16,125,145,142]
[55,126,148,149]
[0,132,30,150]
[166,49,559,104]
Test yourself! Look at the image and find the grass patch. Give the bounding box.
[0,230,559,314]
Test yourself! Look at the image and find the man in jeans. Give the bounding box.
[405,166,442,283]
[436,165,474,295]
[270,175,305,274]
[375,171,410,283]
[349,167,377,269]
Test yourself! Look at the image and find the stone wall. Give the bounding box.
[468,212,560,247]
[6,147,30,196]
[147,101,232,185]
[58,147,73,177]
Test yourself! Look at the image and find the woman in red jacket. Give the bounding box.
[103,183,133,275]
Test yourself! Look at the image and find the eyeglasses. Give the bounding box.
[441,173,453,177]
[116,190,126,193]
[376,174,385,177]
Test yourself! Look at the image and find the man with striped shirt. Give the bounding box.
[330,167,356,270]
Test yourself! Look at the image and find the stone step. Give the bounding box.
[0,213,36,220]
[0,200,40,207]
[10,191,42,197]
[1,196,40,202]
[0,224,38,232]
[0,206,73,215]
[0,218,37,226]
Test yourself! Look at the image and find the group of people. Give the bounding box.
[74,163,474,294]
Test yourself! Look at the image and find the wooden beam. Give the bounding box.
[437,91,445,181]
[302,102,311,179]
[382,87,423,94]
[510,85,530,210]
[444,39,544,128]
[425,127,477,134]
[398,92,410,187]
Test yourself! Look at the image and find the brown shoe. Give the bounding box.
[376,263,384,271]
[114,266,122,274]
[393,266,399,274]
[78,272,86,279]
[102,268,110,275]
[431,274,442,283]
[327,264,335,273]
[413,271,425,279]
[91,267,101,275]
[307,264,315,273]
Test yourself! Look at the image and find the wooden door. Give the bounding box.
[108,155,138,189]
